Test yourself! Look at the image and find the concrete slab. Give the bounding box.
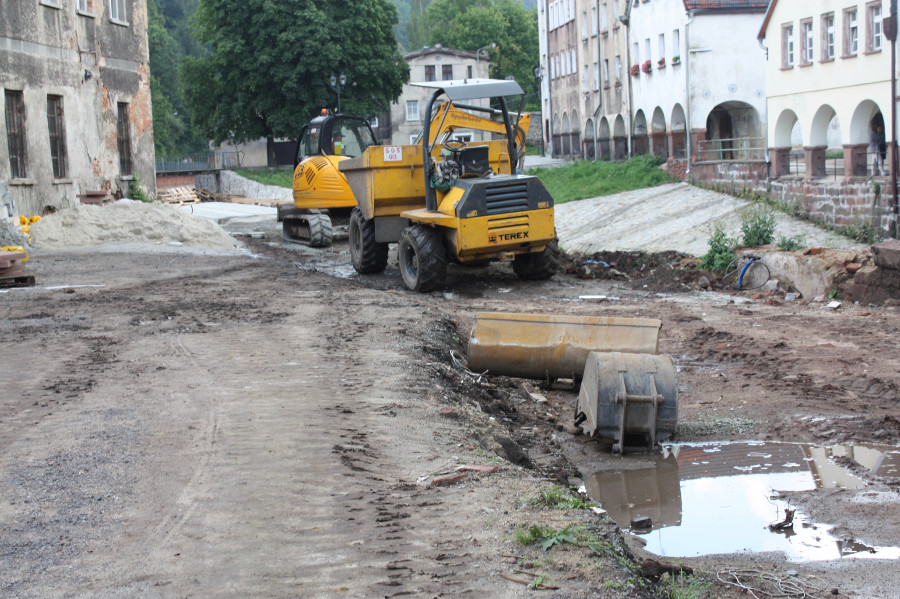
[179,202,277,224]
[554,183,867,257]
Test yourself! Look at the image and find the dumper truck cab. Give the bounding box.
[279,113,378,247]
[339,79,559,292]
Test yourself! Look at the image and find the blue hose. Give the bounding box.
[738,258,754,289]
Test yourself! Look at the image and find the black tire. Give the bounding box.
[305,213,333,248]
[398,225,448,292]
[349,207,388,274]
[513,238,560,280]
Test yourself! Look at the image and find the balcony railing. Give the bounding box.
[156,151,244,174]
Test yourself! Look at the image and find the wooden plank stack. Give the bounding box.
[0,250,35,288]
[158,186,200,205]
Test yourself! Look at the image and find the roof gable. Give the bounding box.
[757,0,777,40]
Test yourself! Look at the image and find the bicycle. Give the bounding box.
[722,254,771,290]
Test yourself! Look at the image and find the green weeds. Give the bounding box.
[234,168,294,189]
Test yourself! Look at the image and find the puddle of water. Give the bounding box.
[584,441,900,562]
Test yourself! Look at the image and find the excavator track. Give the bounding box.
[282,212,334,248]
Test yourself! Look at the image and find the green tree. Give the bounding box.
[148,0,207,155]
[421,0,539,105]
[406,0,432,51]
[182,0,408,166]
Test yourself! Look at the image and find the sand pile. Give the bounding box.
[30,201,240,250]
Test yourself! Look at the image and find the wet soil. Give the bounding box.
[1,234,898,598]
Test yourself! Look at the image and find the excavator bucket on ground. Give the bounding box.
[467,312,662,381]
[575,352,678,454]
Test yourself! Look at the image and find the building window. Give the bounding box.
[442,64,452,80]
[801,19,813,64]
[601,3,608,31]
[117,102,133,176]
[614,55,621,80]
[570,48,576,74]
[424,65,435,82]
[632,41,639,64]
[109,0,128,24]
[844,8,858,56]
[658,34,665,62]
[582,11,588,39]
[593,61,600,90]
[868,2,883,52]
[644,38,651,62]
[40,0,63,8]
[603,59,610,84]
[406,100,419,122]
[47,95,67,179]
[77,0,90,12]
[5,90,27,179]
[673,29,680,58]
[612,0,619,23]
[591,6,598,35]
[823,13,835,59]
[782,23,794,67]
[467,65,473,79]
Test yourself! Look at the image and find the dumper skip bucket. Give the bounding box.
[467,312,662,381]
[574,351,678,454]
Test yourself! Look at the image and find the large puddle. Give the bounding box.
[583,442,900,562]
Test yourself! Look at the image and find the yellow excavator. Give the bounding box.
[280,101,532,247]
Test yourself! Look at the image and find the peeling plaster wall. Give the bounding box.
[0,0,155,218]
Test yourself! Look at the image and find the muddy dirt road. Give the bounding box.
[1,234,898,598]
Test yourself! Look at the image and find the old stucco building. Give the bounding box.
[1,0,155,218]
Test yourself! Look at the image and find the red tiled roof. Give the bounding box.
[683,0,769,10]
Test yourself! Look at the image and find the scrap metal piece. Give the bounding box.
[467,312,662,381]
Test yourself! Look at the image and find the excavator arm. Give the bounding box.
[426,101,530,158]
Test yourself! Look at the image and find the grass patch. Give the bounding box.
[526,155,674,204]
[529,484,593,510]
[234,168,294,189]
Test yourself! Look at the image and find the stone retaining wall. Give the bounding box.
[676,159,897,238]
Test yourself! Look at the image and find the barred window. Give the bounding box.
[5,90,27,179]
[47,95,68,179]
[117,102,133,176]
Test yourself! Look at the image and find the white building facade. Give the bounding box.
[626,0,768,168]
[760,0,892,178]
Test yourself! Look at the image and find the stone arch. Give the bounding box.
[613,114,627,160]
[598,117,611,161]
[671,104,686,159]
[552,113,561,156]
[633,110,649,156]
[770,109,801,177]
[810,104,837,147]
[650,107,668,159]
[562,112,571,155]
[584,117,596,160]
[571,109,581,158]
[773,109,799,148]
[849,100,883,145]
[702,101,762,160]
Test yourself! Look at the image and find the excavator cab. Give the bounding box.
[281,114,378,247]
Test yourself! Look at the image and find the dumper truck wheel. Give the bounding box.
[398,225,447,292]
[513,238,560,280]
[349,207,388,274]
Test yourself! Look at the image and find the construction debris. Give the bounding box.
[157,186,200,205]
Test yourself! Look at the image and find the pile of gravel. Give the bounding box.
[29,201,240,250]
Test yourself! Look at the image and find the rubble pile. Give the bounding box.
[843,239,900,304]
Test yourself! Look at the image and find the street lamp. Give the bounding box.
[533,65,545,156]
[475,43,496,78]
[330,72,347,113]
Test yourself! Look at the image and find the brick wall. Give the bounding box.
[683,160,896,238]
